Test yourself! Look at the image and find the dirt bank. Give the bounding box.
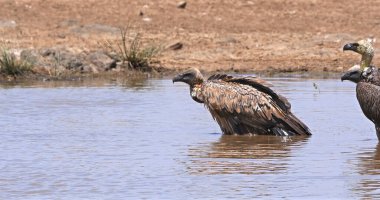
[0,0,379,76]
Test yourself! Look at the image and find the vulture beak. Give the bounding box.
[172,73,184,83]
[343,43,358,52]
[340,69,361,83]
[340,72,350,81]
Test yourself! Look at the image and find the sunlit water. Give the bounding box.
[0,76,379,199]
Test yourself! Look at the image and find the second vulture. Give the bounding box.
[342,39,380,139]
[173,68,311,136]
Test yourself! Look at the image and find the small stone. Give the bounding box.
[0,20,17,28]
[177,1,187,9]
[57,33,66,38]
[167,42,183,50]
[87,51,116,71]
[82,64,99,74]
[67,59,83,69]
[40,48,56,57]
[142,17,152,22]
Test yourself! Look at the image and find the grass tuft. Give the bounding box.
[102,28,160,71]
[0,49,32,76]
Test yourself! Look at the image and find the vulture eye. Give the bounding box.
[352,43,359,47]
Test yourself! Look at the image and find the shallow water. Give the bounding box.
[0,76,379,199]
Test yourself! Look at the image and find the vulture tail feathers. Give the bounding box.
[271,127,295,136]
[272,113,311,136]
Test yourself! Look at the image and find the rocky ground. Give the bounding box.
[0,0,380,78]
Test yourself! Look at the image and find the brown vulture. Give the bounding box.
[342,39,380,139]
[173,68,311,136]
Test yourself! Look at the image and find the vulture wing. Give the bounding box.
[357,82,380,125]
[203,74,311,136]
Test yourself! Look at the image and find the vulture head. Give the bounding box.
[172,68,204,86]
[343,39,374,71]
[173,68,205,103]
[341,65,362,83]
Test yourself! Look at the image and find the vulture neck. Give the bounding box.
[360,53,373,71]
[361,66,379,84]
[189,80,204,103]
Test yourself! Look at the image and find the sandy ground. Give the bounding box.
[0,0,380,73]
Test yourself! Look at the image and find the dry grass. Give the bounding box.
[101,28,160,71]
[0,49,33,76]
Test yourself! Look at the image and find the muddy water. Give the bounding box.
[0,77,379,199]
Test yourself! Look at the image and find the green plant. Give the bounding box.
[0,49,32,76]
[103,28,160,71]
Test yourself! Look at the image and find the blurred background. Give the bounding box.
[0,0,378,74]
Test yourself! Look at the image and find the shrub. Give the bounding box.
[0,49,32,76]
[102,28,160,71]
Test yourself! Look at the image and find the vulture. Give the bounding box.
[342,39,380,139]
[173,68,311,136]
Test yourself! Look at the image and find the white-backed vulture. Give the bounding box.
[173,68,311,136]
[342,39,380,139]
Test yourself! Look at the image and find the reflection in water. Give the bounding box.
[0,75,151,89]
[187,135,309,175]
[120,76,151,89]
[355,144,380,199]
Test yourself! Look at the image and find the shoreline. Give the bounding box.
[0,67,344,85]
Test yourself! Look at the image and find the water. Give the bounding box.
[0,76,379,199]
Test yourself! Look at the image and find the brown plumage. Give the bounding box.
[173,68,311,136]
[342,66,380,140]
[342,39,380,139]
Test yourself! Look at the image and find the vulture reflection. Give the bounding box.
[342,39,380,139]
[354,144,380,199]
[187,135,309,175]
[173,68,311,136]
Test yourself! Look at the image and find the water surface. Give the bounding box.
[0,77,379,199]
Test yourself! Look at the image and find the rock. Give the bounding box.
[39,48,84,70]
[167,42,183,50]
[20,49,39,65]
[32,66,49,75]
[67,59,83,69]
[40,48,56,57]
[81,64,99,74]
[57,34,66,39]
[0,20,17,28]
[142,17,152,22]
[177,1,187,9]
[87,51,117,71]
[53,50,83,70]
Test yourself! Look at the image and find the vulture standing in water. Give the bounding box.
[173,68,311,136]
[341,39,380,139]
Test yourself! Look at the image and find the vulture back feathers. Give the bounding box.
[173,68,311,136]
